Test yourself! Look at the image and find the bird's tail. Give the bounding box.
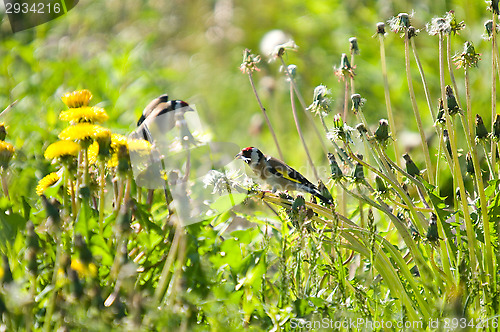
[302,185,332,205]
[313,191,333,205]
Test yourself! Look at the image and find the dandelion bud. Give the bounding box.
[349,37,359,54]
[26,221,40,253]
[117,144,130,175]
[317,180,333,204]
[333,113,344,130]
[375,176,387,194]
[426,213,439,243]
[492,114,500,141]
[374,119,390,145]
[475,114,489,141]
[454,41,480,69]
[483,20,499,40]
[351,93,363,113]
[340,53,351,70]
[403,153,420,177]
[291,195,306,213]
[308,85,332,115]
[355,123,367,136]
[445,85,461,116]
[435,99,446,126]
[466,152,474,176]
[335,54,355,81]
[398,13,410,28]
[41,195,60,227]
[0,124,6,142]
[407,26,419,39]
[388,13,410,33]
[376,22,386,35]
[25,248,37,275]
[489,0,500,15]
[96,130,112,159]
[351,154,364,182]
[240,49,261,74]
[328,153,343,180]
[75,234,93,265]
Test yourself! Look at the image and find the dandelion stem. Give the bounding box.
[492,15,498,177]
[378,34,402,171]
[163,226,186,308]
[98,160,105,232]
[154,225,181,304]
[343,80,349,123]
[438,32,479,279]
[278,56,329,156]
[482,141,495,176]
[289,84,320,181]
[410,38,435,122]
[0,172,9,200]
[404,30,435,185]
[43,233,63,332]
[247,71,284,161]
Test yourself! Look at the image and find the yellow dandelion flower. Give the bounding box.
[44,140,80,160]
[59,106,109,124]
[0,140,15,169]
[107,134,129,168]
[71,259,97,278]
[108,153,118,168]
[0,123,6,141]
[111,133,128,150]
[88,141,99,164]
[36,172,60,195]
[58,123,109,142]
[61,89,92,108]
[127,138,152,155]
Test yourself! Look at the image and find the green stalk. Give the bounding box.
[464,67,495,307]
[492,15,498,175]
[163,227,186,308]
[289,84,320,181]
[410,38,435,122]
[247,71,284,161]
[341,231,425,321]
[154,225,181,304]
[404,30,435,185]
[43,234,63,332]
[0,171,9,200]
[346,144,427,232]
[378,34,402,171]
[445,116,478,272]
[278,56,329,156]
[98,160,106,233]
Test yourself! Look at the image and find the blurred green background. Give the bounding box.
[0,0,495,202]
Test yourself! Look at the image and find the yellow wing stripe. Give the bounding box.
[273,168,302,184]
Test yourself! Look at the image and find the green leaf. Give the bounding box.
[0,208,26,252]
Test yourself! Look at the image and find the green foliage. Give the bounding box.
[1,0,500,330]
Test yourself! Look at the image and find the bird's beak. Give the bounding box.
[235,152,242,159]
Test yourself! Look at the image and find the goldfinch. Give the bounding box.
[236,147,332,204]
[137,94,194,142]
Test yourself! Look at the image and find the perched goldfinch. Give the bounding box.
[137,94,194,142]
[236,147,332,204]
